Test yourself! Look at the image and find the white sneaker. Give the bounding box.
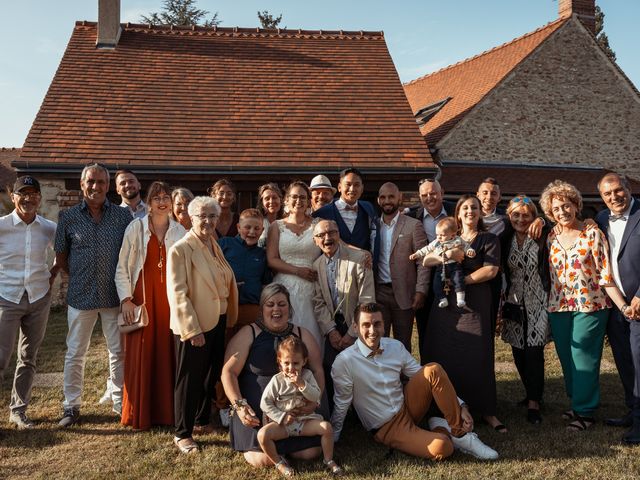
[438,298,449,308]
[456,300,467,308]
[428,416,451,433]
[451,432,499,460]
[9,411,34,430]
[98,379,113,405]
[219,408,230,428]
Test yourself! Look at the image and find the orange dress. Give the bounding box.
[121,235,174,430]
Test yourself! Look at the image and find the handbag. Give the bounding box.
[118,219,149,333]
[501,302,524,325]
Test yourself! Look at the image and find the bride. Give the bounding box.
[266,181,323,348]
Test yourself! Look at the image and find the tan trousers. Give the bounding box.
[373,363,464,460]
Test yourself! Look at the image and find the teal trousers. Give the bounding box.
[548,309,609,417]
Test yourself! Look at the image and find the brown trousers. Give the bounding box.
[373,363,464,460]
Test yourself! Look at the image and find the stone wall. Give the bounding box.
[437,18,640,181]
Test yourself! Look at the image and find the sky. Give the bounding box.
[1,0,638,147]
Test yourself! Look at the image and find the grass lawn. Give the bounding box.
[1,307,639,479]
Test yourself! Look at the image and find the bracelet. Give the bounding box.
[621,304,631,316]
[229,398,249,416]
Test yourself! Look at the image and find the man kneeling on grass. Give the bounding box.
[330,302,498,461]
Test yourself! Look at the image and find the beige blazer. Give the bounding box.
[167,230,238,341]
[380,214,430,310]
[313,243,375,337]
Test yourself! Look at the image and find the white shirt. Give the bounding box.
[608,199,634,296]
[331,337,422,438]
[0,211,57,304]
[422,206,447,242]
[335,198,359,233]
[120,200,146,219]
[378,211,400,283]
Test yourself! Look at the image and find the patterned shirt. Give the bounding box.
[547,226,613,313]
[55,199,132,309]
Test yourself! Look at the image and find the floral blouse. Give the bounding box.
[547,226,613,313]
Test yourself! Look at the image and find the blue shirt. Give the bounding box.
[218,235,271,305]
[54,199,132,310]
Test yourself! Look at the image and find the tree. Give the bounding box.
[257,10,283,29]
[141,0,220,27]
[595,5,616,62]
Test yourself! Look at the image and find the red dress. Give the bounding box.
[121,235,174,430]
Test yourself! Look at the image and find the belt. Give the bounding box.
[377,283,392,287]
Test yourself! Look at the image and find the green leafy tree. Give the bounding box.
[595,5,616,62]
[141,0,220,27]
[257,10,283,29]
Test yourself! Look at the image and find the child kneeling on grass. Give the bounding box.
[258,336,343,477]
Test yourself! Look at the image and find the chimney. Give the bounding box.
[97,0,121,48]
[559,0,596,35]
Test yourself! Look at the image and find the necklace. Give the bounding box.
[256,319,294,338]
[148,220,166,283]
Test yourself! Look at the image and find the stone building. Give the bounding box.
[403,0,640,204]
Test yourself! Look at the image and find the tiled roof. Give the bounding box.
[19,22,434,173]
[403,18,567,146]
[0,147,19,188]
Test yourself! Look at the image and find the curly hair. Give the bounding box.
[539,180,582,221]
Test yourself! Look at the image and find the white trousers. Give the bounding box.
[62,306,122,409]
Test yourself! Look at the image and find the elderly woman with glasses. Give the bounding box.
[540,180,627,431]
[167,196,238,453]
[498,195,551,424]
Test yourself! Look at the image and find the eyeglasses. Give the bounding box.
[314,230,339,239]
[511,196,532,205]
[151,195,171,203]
[13,191,41,199]
[192,213,219,221]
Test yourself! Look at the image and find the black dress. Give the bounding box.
[424,231,500,415]
[229,322,327,453]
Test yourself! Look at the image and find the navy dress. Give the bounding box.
[424,232,500,415]
[229,323,328,453]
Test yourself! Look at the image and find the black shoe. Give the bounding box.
[527,408,542,425]
[605,411,633,428]
[58,408,80,428]
[622,422,640,444]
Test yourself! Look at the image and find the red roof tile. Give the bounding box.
[403,18,567,146]
[19,23,434,173]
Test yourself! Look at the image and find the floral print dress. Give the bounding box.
[547,226,612,313]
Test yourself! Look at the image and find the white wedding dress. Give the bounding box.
[273,219,323,349]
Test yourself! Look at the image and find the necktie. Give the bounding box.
[609,214,627,222]
[367,348,384,358]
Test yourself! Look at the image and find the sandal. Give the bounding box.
[562,410,576,421]
[323,459,345,476]
[173,436,199,454]
[566,415,595,432]
[275,457,295,477]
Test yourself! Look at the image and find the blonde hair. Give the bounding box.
[539,180,582,220]
[436,217,457,233]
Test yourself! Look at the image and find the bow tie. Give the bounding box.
[609,214,627,222]
[344,204,358,212]
[367,348,384,358]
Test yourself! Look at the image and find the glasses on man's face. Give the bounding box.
[151,195,171,203]
[512,196,532,205]
[13,191,41,200]
[314,230,339,239]
[192,213,219,222]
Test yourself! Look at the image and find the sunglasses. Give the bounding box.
[511,196,532,205]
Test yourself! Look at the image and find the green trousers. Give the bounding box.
[548,309,609,417]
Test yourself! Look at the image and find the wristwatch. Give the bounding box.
[621,304,631,317]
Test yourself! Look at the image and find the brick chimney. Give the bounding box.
[97,0,121,48]
[559,0,596,35]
